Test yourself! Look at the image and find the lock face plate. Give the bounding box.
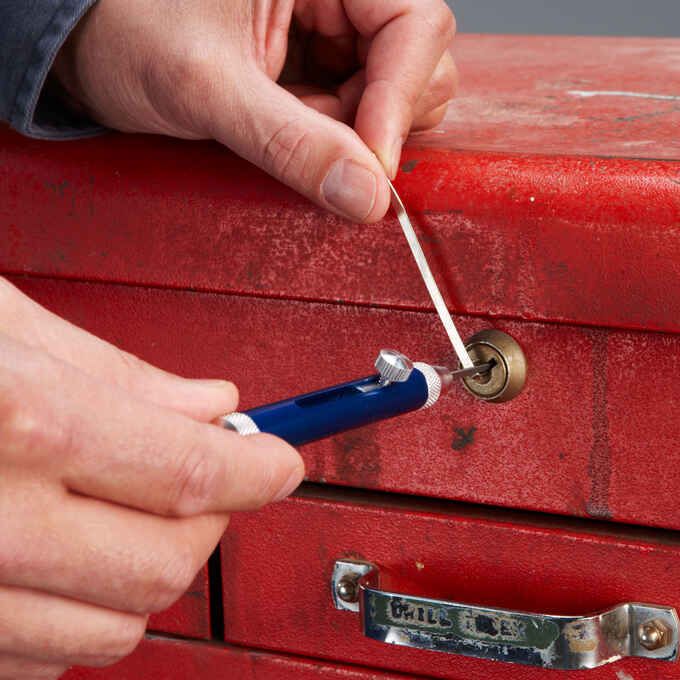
[462,330,527,403]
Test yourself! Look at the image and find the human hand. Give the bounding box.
[52,0,457,223]
[0,278,304,679]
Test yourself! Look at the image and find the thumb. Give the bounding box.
[214,71,391,223]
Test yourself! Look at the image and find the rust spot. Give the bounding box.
[45,179,69,197]
[400,159,419,173]
[566,636,597,653]
[564,621,598,653]
[452,426,477,451]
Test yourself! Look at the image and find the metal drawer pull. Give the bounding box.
[332,560,678,670]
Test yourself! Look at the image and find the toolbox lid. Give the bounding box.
[2,35,679,333]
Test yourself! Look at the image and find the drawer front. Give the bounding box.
[13,276,680,531]
[63,637,420,679]
[221,490,680,679]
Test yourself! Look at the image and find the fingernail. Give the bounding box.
[194,379,238,400]
[273,464,304,502]
[388,137,403,179]
[322,159,377,221]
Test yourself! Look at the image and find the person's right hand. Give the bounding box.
[52,0,457,224]
[0,278,304,679]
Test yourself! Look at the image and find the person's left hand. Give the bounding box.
[52,0,457,223]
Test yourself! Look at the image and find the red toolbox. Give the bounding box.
[2,34,680,678]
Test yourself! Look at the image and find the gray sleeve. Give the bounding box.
[0,0,105,139]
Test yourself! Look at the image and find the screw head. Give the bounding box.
[638,619,671,651]
[336,577,359,603]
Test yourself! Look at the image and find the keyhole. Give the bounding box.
[471,358,496,385]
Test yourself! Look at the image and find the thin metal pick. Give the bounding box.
[388,180,474,370]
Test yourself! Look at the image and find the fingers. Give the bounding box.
[411,103,449,132]
[288,52,456,134]
[212,69,390,223]
[0,655,65,680]
[284,68,366,124]
[0,476,227,614]
[344,0,456,176]
[3,335,304,516]
[294,0,353,36]
[0,278,238,422]
[411,51,457,129]
[0,586,146,668]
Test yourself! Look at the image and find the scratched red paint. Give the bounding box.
[442,35,680,158]
[1,38,678,334]
[11,277,680,531]
[221,491,680,680]
[63,637,418,679]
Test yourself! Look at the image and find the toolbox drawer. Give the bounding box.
[13,276,680,531]
[221,487,680,679]
[63,637,418,680]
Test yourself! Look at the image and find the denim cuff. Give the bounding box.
[8,0,106,139]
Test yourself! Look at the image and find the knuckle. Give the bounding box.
[87,615,146,667]
[438,4,457,38]
[421,2,456,41]
[0,391,72,463]
[162,41,216,98]
[141,547,198,613]
[261,119,314,180]
[170,443,222,515]
[0,347,64,462]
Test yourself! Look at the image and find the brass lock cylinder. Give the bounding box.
[462,329,527,403]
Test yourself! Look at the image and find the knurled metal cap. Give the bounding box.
[217,412,260,435]
[375,349,413,383]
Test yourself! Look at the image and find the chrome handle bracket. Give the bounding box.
[331,560,679,670]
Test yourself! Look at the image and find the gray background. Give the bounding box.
[446,0,680,37]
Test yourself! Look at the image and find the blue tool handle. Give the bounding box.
[230,367,430,447]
